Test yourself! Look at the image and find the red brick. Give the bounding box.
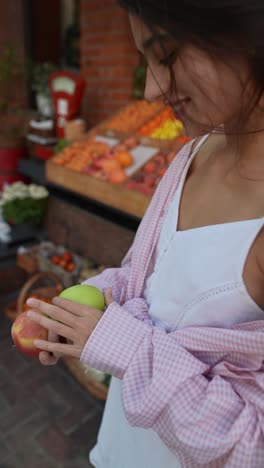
[0,1,27,110]
[80,0,138,126]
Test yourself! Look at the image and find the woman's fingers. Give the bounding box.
[39,351,58,366]
[34,339,81,358]
[52,297,91,316]
[26,297,77,327]
[38,331,62,366]
[104,288,114,307]
[27,310,75,341]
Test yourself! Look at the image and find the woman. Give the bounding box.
[27,1,264,466]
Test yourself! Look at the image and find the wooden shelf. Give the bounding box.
[46,160,151,219]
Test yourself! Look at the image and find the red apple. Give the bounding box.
[11,311,48,359]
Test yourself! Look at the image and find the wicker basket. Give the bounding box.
[16,251,39,274]
[5,271,64,321]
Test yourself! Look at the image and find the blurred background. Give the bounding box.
[0,2,187,467]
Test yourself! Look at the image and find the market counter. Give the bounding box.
[46,159,151,219]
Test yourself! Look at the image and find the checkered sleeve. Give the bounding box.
[81,245,133,306]
[81,304,264,467]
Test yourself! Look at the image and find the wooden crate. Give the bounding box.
[45,101,184,219]
[46,160,151,219]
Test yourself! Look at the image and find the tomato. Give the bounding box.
[51,256,60,265]
[66,262,76,272]
[59,259,67,269]
[63,252,73,262]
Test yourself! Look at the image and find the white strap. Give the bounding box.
[191,133,210,157]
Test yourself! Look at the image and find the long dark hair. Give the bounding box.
[119,0,264,132]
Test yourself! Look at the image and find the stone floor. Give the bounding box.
[0,291,104,468]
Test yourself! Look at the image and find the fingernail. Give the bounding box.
[27,311,37,319]
[34,340,42,347]
[26,298,36,306]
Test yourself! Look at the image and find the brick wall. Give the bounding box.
[80,0,138,126]
[0,0,27,109]
[0,1,25,46]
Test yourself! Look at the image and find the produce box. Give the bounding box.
[46,100,188,218]
[37,243,83,288]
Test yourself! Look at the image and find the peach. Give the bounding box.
[100,159,121,174]
[108,169,127,184]
[11,311,48,359]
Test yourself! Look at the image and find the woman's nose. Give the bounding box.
[144,67,170,102]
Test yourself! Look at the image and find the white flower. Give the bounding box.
[2,192,15,202]
[28,184,49,199]
[1,182,48,203]
[13,188,29,199]
[2,182,29,200]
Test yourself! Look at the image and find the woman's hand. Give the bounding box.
[26,288,114,363]
[38,330,62,366]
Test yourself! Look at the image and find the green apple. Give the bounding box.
[59,285,105,311]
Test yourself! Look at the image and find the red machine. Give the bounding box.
[49,70,86,138]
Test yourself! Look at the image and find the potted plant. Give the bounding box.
[31,62,58,118]
[0,44,30,188]
[0,181,49,225]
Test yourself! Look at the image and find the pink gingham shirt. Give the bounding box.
[81,140,264,467]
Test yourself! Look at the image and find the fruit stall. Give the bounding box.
[46,100,188,219]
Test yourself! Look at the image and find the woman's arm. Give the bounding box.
[81,303,264,467]
[82,244,133,305]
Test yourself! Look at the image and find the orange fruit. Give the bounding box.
[115,151,134,168]
[108,169,127,184]
[100,159,121,174]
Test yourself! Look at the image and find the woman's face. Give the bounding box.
[130,14,255,138]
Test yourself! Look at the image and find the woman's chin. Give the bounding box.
[183,120,213,139]
[183,124,206,139]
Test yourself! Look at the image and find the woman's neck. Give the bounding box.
[224,111,264,180]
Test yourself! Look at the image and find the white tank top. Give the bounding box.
[89,135,264,468]
[145,134,264,331]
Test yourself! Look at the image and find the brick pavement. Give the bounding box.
[0,293,104,468]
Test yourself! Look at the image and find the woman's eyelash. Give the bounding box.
[159,51,177,66]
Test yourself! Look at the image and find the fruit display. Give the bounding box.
[126,150,178,196]
[50,251,76,273]
[53,139,109,171]
[85,137,138,183]
[11,311,48,359]
[60,284,105,310]
[46,99,192,219]
[105,99,163,133]
[138,107,184,140]
[36,242,83,288]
